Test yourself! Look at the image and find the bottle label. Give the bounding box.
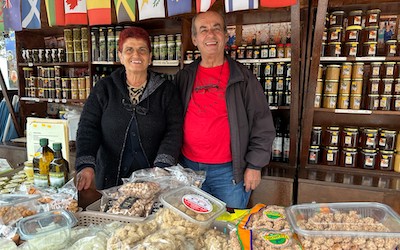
[182,194,212,214]
[272,137,283,157]
[49,172,65,188]
[34,174,48,187]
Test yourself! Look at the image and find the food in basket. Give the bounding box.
[106,196,153,217]
[118,181,161,199]
[199,228,230,249]
[245,205,290,231]
[107,220,158,250]
[0,206,36,225]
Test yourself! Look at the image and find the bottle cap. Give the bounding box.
[53,143,62,151]
[39,138,49,147]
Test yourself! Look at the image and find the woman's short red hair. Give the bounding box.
[118,27,151,53]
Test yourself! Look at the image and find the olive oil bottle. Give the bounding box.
[33,138,55,187]
[49,143,69,188]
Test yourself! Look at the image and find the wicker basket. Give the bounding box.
[75,211,144,226]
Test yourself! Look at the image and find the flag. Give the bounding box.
[260,0,297,8]
[167,0,191,16]
[0,1,4,31]
[45,0,65,26]
[224,0,258,13]
[114,0,136,23]
[3,0,22,31]
[22,0,41,29]
[64,0,88,25]
[196,0,216,13]
[87,0,111,25]
[137,0,165,21]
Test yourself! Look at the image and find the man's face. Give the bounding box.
[192,12,228,58]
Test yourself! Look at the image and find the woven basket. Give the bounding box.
[75,211,144,226]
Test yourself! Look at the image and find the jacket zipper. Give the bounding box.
[132,110,151,168]
[115,115,134,186]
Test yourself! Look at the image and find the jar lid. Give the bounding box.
[186,50,193,53]
[351,94,362,97]
[354,62,364,65]
[317,79,324,82]
[381,130,397,134]
[343,148,357,152]
[382,78,394,81]
[365,26,379,30]
[364,128,378,132]
[338,94,350,97]
[371,62,382,65]
[341,78,351,81]
[326,146,339,150]
[386,40,397,44]
[384,62,396,65]
[381,94,393,97]
[246,46,253,49]
[327,126,340,130]
[344,127,358,132]
[368,94,379,97]
[331,10,345,15]
[194,50,200,53]
[261,45,268,48]
[310,146,320,149]
[370,77,381,81]
[364,41,378,44]
[312,126,322,129]
[325,79,340,82]
[329,27,343,31]
[345,42,359,45]
[327,64,341,68]
[362,149,377,153]
[346,25,362,31]
[352,78,363,81]
[381,150,394,154]
[254,46,260,49]
[328,42,342,45]
[367,9,381,13]
[349,10,363,15]
[269,44,277,47]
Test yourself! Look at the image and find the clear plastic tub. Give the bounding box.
[160,186,226,227]
[286,202,400,249]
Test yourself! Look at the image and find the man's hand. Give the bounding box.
[76,167,95,191]
[244,168,261,192]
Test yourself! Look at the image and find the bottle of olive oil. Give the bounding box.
[49,143,69,188]
[33,138,54,187]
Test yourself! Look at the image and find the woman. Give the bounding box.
[75,27,183,190]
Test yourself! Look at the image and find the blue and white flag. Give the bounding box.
[22,0,41,29]
[167,0,191,16]
[224,0,258,13]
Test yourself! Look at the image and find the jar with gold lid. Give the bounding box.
[344,42,359,57]
[324,80,339,95]
[379,95,392,110]
[382,78,393,95]
[379,130,397,151]
[363,41,377,56]
[352,63,364,79]
[359,149,378,169]
[363,26,378,42]
[340,148,358,168]
[351,79,363,95]
[337,94,349,109]
[350,94,362,109]
[323,126,340,147]
[365,9,381,27]
[245,45,254,59]
[367,94,380,110]
[322,146,340,166]
[260,45,269,59]
[329,11,345,27]
[285,43,291,58]
[345,26,362,42]
[368,78,380,95]
[339,79,351,94]
[328,42,342,57]
[341,127,359,148]
[348,10,363,26]
[385,40,397,57]
[323,94,337,109]
[253,46,260,59]
[328,27,343,43]
[377,150,394,171]
[360,128,379,149]
[269,45,277,58]
[308,146,321,164]
[383,62,396,77]
[277,44,285,58]
[370,62,382,77]
[341,63,352,79]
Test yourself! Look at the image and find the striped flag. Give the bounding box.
[114,0,136,23]
[0,1,4,31]
[196,0,216,13]
[167,0,191,16]
[45,0,65,26]
[3,0,22,31]
[21,0,41,29]
[64,0,88,25]
[224,0,258,13]
[260,0,297,8]
[87,0,111,25]
[137,0,165,21]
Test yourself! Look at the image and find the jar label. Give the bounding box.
[286,94,291,105]
[379,138,387,147]
[323,31,327,41]
[278,50,285,58]
[314,95,321,107]
[369,30,377,40]
[340,81,349,90]
[265,79,272,90]
[390,45,397,54]
[268,94,274,104]
[396,99,400,108]
[371,83,379,92]
[366,156,373,166]
[265,65,272,75]
[269,48,276,58]
[384,84,392,93]
[335,45,341,55]
[277,79,284,90]
[354,16,361,25]
[369,14,377,23]
[350,46,357,56]
[343,67,351,76]
[326,83,333,92]
[309,151,317,162]
[329,97,337,108]
[353,98,361,109]
[330,15,337,25]
[261,49,268,58]
[331,31,339,41]
[386,67,394,76]
[332,135,338,144]
[395,83,400,93]
[357,67,364,75]
[327,152,334,162]
[381,159,389,168]
[366,137,375,146]
[369,44,376,55]
[345,136,352,145]
[372,67,380,76]
[349,31,358,40]
[277,65,284,75]
[374,99,380,108]
[182,194,212,214]
[345,155,353,165]
[380,97,387,108]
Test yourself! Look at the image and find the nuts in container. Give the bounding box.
[286,202,400,250]
[244,204,290,231]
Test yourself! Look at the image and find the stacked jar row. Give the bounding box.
[91,26,122,62]
[152,34,181,61]
[308,126,400,171]
[228,43,291,60]
[21,48,65,64]
[64,27,89,62]
[315,62,400,110]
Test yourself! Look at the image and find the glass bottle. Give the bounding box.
[49,143,69,188]
[272,117,283,161]
[33,138,55,187]
[283,123,290,162]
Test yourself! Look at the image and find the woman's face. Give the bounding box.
[118,38,152,75]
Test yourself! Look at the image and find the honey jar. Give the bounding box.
[359,149,378,169]
[363,41,377,56]
[316,79,323,94]
[385,40,397,57]
[315,94,322,108]
[340,148,358,168]
[345,26,362,42]
[325,65,341,81]
[365,9,381,27]
[370,62,382,77]
[339,79,351,94]
[324,80,339,94]
[351,79,363,95]
[352,63,364,79]
[377,150,394,171]
[396,132,400,151]
[394,152,400,173]
[322,146,339,166]
[311,126,322,146]
[323,126,340,146]
[367,94,380,110]
[269,45,277,58]
[328,42,342,57]
[329,27,343,42]
[360,128,379,149]
[318,64,324,79]
[368,78,380,95]
[341,127,359,148]
[379,95,392,110]
[349,94,362,109]
[363,26,378,42]
[321,42,327,56]
[308,146,321,164]
[383,62,396,77]
[394,79,400,94]
[344,42,359,57]
[348,10,363,26]
[323,94,337,109]
[277,44,285,58]
[341,63,352,79]
[329,11,345,27]
[382,78,393,95]
[393,95,400,110]
[379,130,397,151]
[337,94,349,109]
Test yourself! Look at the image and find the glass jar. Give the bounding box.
[285,43,291,58]
[329,11,345,27]
[351,79,363,95]
[363,42,377,56]
[394,79,400,94]
[359,149,378,169]
[337,94,349,109]
[322,146,339,166]
[253,46,260,59]
[311,126,322,146]
[194,50,201,59]
[348,10,363,26]
[230,45,237,60]
[323,94,337,109]
[345,26,362,42]
[379,95,392,110]
[368,78,381,94]
[365,9,381,27]
[269,45,277,58]
[394,152,400,173]
[316,79,323,94]
[367,94,380,110]
[340,148,358,168]
[324,80,339,95]
[341,63,352,79]
[382,78,393,95]
[277,44,285,58]
[363,26,379,42]
[339,79,351,95]
[260,45,269,58]
[344,42,359,57]
[185,50,193,61]
[377,150,394,171]
[245,45,253,59]
[276,77,284,91]
[352,63,364,79]
[341,127,359,148]
[264,63,274,76]
[308,146,321,164]
[321,42,327,56]
[167,40,176,60]
[175,34,181,60]
[350,95,362,109]
[323,126,340,147]
[379,130,397,151]
[276,63,285,76]
[326,65,341,81]
[383,62,396,77]
[315,94,322,108]
[237,46,246,59]
[264,77,273,92]
[328,42,342,57]
[393,95,400,111]
[159,35,167,60]
[360,128,379,149]
[385,40,397,57]
[370,62,382,77]
[328,27,343,43]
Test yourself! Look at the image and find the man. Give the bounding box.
[175,11,275,209]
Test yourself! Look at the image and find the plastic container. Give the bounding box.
[160,186,226,227]
[17,209,77,240]
[285,202,400,250]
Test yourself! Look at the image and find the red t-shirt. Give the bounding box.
[182,61,232,163]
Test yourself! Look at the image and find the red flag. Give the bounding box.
[87,0,111,25]
[45,0,65,26]
[64,0,88,25]
[260,0,297,8]
[196,0,216,13]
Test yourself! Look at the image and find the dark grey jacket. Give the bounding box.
[175,56,275,184]
[75,67,183,189]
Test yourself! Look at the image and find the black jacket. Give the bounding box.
[75,67,183,189]
[176,56,275,184]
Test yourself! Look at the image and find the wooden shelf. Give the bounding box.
[315,108,400,116]
[184,58,291,65]
[20,97,85,104]
[91,61,121,65]
[319,56,397,62]
[270,106,290,110]
[18,62,89,67]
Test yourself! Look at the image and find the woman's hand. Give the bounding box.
[76,167,95,191]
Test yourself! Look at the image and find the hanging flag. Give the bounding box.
[260,0,297,8]
[196,0,216,13]
[87,0,111,25]
[224,0,258,13]
[137,0,165,21]
[21,0,41,29]
[167,0,191,16]
[0,1,4,31]
[3,0,22,31]
[114,0,136,23]
[64,0,88,25]
[45,0,65,26]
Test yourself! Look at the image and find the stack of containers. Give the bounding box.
[64,29,73,62]
[73,28,82,62]
[81,27,89,62]
[151,34,181,61]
